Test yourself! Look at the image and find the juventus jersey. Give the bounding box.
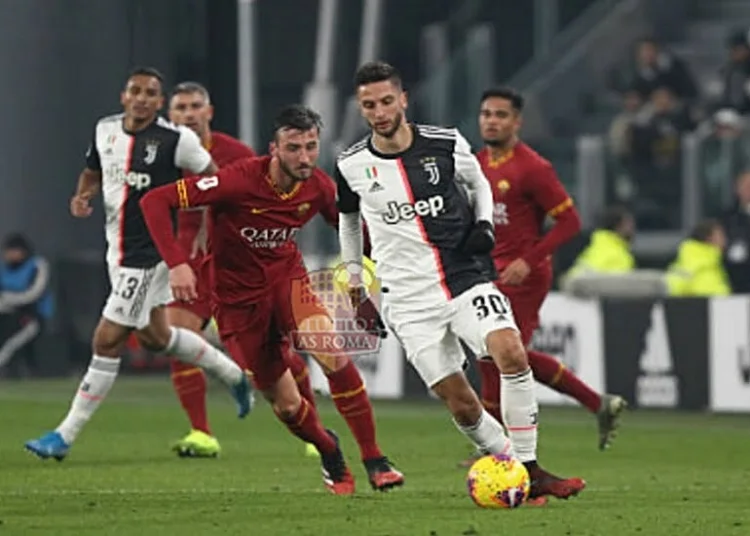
[85,114,212,268]
[336,124,495,311]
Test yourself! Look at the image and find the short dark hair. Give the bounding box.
[2,232,32,254]
[273,104,323,137]
[128,66,164,84]
[354,61,403,89]
[171,81,211,103]
[480,87,525,112]
[598,205,631,231]
[690,219,722,242]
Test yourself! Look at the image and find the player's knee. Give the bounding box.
[270,393,303,421]
[134,326,171,352]
[166,306,204,333]
[486,328,528,374]
[92,318,130,357]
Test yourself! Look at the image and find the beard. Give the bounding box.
[372,112,403,139]
[483,135,511,149]
[279,158,313,182]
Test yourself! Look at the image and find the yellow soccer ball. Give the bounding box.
[466,454,530,509]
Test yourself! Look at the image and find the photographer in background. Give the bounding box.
[0,233,53,378]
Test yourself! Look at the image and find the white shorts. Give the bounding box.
[102,262,173,329]
[383,282,519,387]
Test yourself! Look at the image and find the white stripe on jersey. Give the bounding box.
[96,119,134,266]
[337,145,449,312]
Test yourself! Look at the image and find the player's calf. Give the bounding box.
[26,318,129,457]
[265,369,355,494]
[136,308,251,418]
[432,372,512,457]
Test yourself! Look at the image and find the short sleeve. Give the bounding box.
[335,163,360,214]
[174,126,212,173]
[85,126,101,171]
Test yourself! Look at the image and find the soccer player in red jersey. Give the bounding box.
[140,105,403,495]
[165,82,318,458]
[472,87,626,455]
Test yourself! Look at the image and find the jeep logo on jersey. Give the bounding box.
[106,164,152,190]
[239,226,300,248]
[382,195,445,224]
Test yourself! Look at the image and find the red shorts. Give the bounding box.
[215,276,328,391]
[495,263,553,346]
[168,255,212,325]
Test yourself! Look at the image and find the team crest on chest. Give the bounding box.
[496,179,511,195]
[420,156,440,185]
[143,139,160,165]
[297,202,311,215]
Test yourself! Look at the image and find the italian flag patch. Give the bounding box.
[365,166,378,179]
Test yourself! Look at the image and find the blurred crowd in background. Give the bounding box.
[2,0,750,377]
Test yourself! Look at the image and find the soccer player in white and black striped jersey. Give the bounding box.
[25,67,251,461]
[336,61,585,503]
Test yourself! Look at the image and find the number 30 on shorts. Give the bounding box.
[472,293,510,320]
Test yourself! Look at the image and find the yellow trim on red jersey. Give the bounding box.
[176,179,189,209]
[266,175,303,200]
[487,148,514,168]
[548,197,573,217]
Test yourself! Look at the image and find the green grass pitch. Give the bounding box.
[0,377,749,535]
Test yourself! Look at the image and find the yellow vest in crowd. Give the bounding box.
[565,230,636,279]
[666,239,731,297]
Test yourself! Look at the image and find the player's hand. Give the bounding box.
[463,221,495,255]
[70,193,93,218]
[348,286,388,338]
[169,263,198,302]
[499,258,531,286]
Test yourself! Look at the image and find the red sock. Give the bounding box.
[477,359,503,424]
[326,360,383,461]
[286,351,317,409]
[170,359,210,434]
[277,397,337,455]
[528,350,602,413]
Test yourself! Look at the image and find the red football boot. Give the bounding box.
[320,430,356,495]
[526,462,586,500]
[364,456,405,491]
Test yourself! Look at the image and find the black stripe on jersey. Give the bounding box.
[338,137,368,161]
[117,118,182,267]
[394,126,493,298]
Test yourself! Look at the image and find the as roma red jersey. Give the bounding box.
[176,131,256,252]
[476,142,573,270]
[161,156,337,305]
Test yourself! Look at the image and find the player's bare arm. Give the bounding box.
[70,168,102,218]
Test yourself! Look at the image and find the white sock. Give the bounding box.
[167,327,242,385]
[501,368,538,463]
[56,355,120,444]
[454,409,513,456]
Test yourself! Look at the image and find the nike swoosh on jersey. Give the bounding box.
[250,208,269,214]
